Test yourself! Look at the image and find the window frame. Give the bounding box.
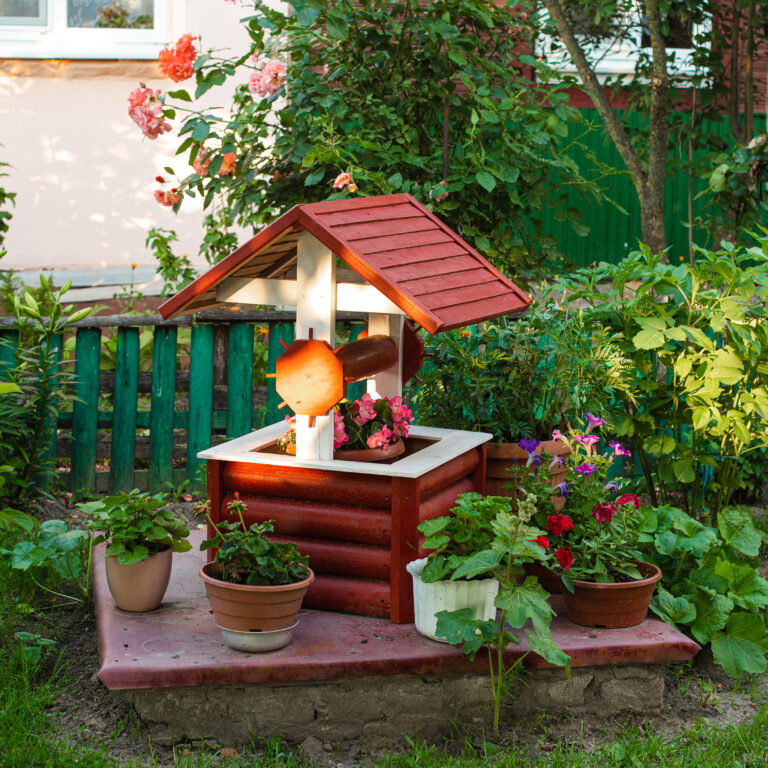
[537,4,709,79]
[0,0,185,59]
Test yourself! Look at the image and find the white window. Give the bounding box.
[538,2,708,79]
[0,0,185,59]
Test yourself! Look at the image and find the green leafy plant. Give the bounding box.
[556,238,768,524]
[2,520,92,603]
[420,492,570,735]
[199,494,309,586]
[0,153,15,248]
[641,504,768,679]
[0,274,91,503]
[411,302,634,441]
[145,227,197,295]
[80,490,191,565]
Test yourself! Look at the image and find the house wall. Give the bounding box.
[0,2,250,277]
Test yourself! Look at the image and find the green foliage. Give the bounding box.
[0,274,91,503]
[199,495,309,586]
[642,504,768,678]
[0,151,15,248]
[155,0,607,276]
[145,227,197,295]
[1,519,92,602]
[557,239,768,523]
[80,490,191,566]
[422,491,568,736]
[411,301,634,441]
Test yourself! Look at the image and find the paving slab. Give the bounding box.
[96,531,699,691]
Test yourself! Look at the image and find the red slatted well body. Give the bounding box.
[206,442,487,623]
[159,194,531,333]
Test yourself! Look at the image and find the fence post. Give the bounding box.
[149,325,177,493]
[110,327,139,492]
[70,327,101,492]
[37,332,63,491]
[266,321,295,425]
[227,322,254,438]
[0,330,18,379]
[187,323,214,487]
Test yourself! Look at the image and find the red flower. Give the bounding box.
[591,502,617,524]
[533,535,549,550]
[546,513,574,537]
[555,546,573,571]
[616,493,641,510]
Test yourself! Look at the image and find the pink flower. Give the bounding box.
[128,85,171,140]
[333,410,349,450]
[367,425,393,449]
[552,429,564,441]
[609,440,632,457]
[573,434,599,453]
[158,34,197,82]
[333,172,353,190]
[584,413,607,432]
[574,463,597,476]
[591,502,618,524]
[352,393,377,425]
[193,146,211,176]
[248,58,286,97]
[154,188,181,207]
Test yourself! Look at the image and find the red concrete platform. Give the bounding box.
[95,531,700,691]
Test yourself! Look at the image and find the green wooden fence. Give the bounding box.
[0,310,364,495]
[545,110,768,267]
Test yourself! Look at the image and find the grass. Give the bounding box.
[1,527,768,768]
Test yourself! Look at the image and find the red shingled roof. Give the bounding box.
[158,193,531,334]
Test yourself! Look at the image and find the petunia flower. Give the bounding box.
[519,437,541,454]
[608,440,632,457]
[591,502,617,524]
[584,413,607,433]
[603,480,619,494]
[533,535,549,550]
[555,546,573,571]
[616,493,641,510]
[573,434,600,453]
[546,513,574,536]
[556,481,568,497]
[552,429,564,441]
[549,454,565,470]
[575,463,597,476]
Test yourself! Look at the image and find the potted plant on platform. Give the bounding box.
[81,490,192,612]
[410,490,570,735]
[532,424,661,628]
[411,301,635,495]
[198,493,314,652]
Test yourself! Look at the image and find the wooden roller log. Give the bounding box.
[304,574,390,618]
[334,334,398,382]
[418,477,476,526]
[419,448,480,499]
[271,535,391,580]
[221,492,392,546]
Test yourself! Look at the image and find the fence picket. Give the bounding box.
[111,327,139,492]
[266,321,295,425]
[187,323,214,485]
[37,333,63,491]
[227,322,254,438]
[149,326,177,492]
[70,328,101,491]
[0,330,18,378]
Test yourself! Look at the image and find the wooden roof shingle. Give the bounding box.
[158,193,531,333]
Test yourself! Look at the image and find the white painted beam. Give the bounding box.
[367,313,404,400]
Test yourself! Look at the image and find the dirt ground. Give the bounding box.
[29,498,768,768]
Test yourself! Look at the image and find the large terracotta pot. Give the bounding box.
[199,562,314,632]
[561,562,662,628]
[105,548,172,613]
[486,440,570,508]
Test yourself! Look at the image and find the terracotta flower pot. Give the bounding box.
[199,562,314,632]
[105,548,172,613]
[334,438,405,462]
[486,440,570,508]
[561,561,662,628]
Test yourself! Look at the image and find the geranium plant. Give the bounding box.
[333,394,412,451]
[506,416,655,590]
[198,494,309,586]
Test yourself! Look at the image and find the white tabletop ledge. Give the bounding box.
[198,423,492,479]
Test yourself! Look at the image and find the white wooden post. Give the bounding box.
[295,232,336,460]
[367,313,404,400]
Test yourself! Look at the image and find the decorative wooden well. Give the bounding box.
[159,193,531,623]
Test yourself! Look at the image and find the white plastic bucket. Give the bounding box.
[406,557,499,642]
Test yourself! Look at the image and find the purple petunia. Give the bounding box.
[556,481,568,497]
[608,440,632,457]
[527,452,543,469]
[573,434,600,449]
[552,429,564,442]
[575,463,597,476]
[519,437,541,454]
[585,414,607,432]
[603,480,619,494]
[549,454,565,470]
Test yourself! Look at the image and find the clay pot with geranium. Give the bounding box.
[516,419,661,628]
[410,303,636,496]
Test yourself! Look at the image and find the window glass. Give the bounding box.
[0,0,46,24]
[67,0,154,29]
